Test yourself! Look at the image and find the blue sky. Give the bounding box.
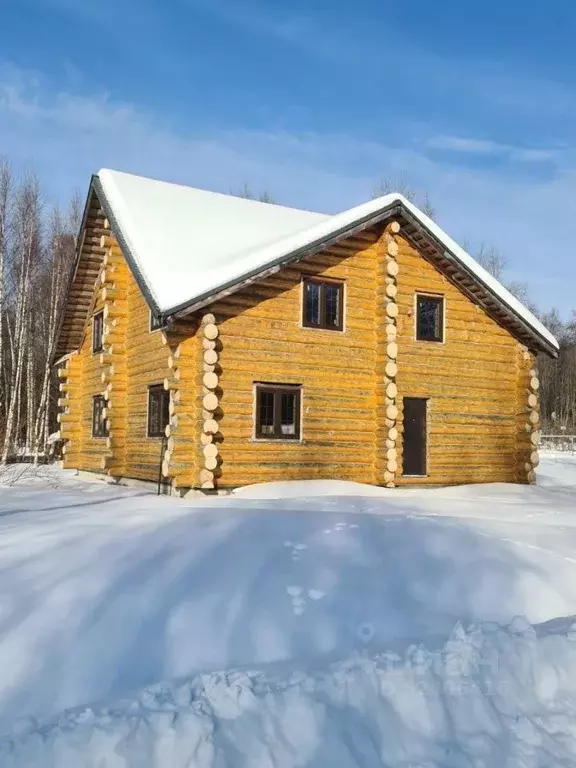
[1,0,575,315]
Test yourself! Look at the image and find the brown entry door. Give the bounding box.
[403,398,427,476]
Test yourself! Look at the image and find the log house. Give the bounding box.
[55,170,558,492]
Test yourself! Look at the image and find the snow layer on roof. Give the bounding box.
[97,169,558,351]
[97,170,329,312]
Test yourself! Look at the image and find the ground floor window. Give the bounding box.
[148,384,170,437]
[92,395,108,438]
[255,384,301,440]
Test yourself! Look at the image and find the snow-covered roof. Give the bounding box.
[97,170,328,313]
[95,169,558,354]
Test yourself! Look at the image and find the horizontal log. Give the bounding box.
[199,469,214,484]
[205,456,218,471]
[203,443,218,459]
[385,362,398,378]
[203,371,219,390]
[203,393,218,411]
[384,325,397,340]
[204,323,219,341]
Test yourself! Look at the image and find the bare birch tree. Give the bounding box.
[372,175,436,219]
[0,160,11,435]
[2,173,42,462]
[32,200,79,460]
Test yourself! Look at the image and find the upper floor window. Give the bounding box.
[148,384,170,437]
[416,295,444,342]
[150,311,163,332]
[92,395,108,438]
[302,278,343,331]
[92,311,104,353]
[255,384,301,440]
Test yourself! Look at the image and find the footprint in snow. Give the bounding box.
[357,622,375,643]
[286,541,308,561]
[286,585,326,615]
[323,522,360,535]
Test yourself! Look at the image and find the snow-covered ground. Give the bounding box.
[1,455,576,766]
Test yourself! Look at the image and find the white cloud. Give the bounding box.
[426,135,559,163]
[0,64,575,316]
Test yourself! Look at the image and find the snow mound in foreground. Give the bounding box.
[231,478,393,499]
[3,617,576,768]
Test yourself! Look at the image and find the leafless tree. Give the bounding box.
[372,175,436,219]
[0,160,11,436]
[474,243,507,280]
[233,183,276,204]
[0,167,78,463]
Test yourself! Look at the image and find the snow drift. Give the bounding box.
[2,617,576,767]
[3,457,576,765]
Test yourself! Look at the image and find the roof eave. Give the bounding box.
[52,176,100,364]
[397,208,558,359]
[92,175,161,316]
[163,199,557,359]
[165,201,405,319]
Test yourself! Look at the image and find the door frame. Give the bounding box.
[402,396,429,478]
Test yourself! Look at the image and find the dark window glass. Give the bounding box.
[92,311,104,353]
[148,385,170,437]
[324,284,341,328]
[258,391,275,436]
[256,385,301,440]
[280,393,296,436]
[303,279,343,330]
[150,312,163,331]
[92,395,108,438]
[305,282,321,326]
[416,295,444,342]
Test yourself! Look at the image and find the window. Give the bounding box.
[147,385,170,437]
[150,311,163,332]
[303,278,343,330]
[92,395,108,438]
[416,295,444,342]
[255,384,301,440]
[92,311,104,353]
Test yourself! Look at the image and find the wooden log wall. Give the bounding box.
[516,347,540,484]
[60,228,200,486]
[123,271,177,483]
[393,233,521,485]
[74,279,107,473]
[374,222,400,487]
[99,232,129,476]
[203,230,380,488]
[60,206,544,490]
[58,352,82,467]
[160,318,199,489]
